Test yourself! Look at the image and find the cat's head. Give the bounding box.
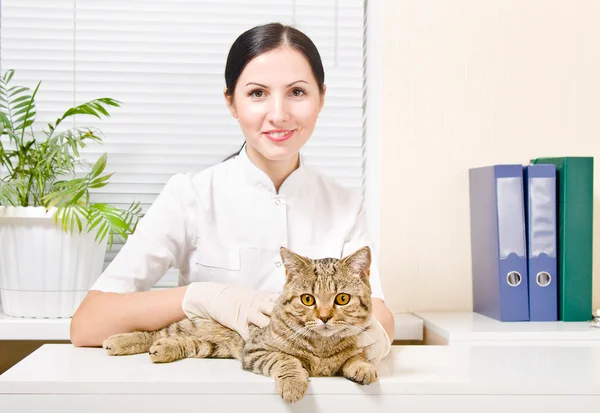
[277,246,373,338]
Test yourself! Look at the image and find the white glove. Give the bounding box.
[356,316,392,366]
[182,282,279,341]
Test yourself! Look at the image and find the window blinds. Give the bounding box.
[0,0,368,288]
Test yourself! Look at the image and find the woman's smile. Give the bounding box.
[263,129,297,143]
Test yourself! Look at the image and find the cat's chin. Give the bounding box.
[313,325,345,338]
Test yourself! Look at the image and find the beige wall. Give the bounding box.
[380,0,600,314]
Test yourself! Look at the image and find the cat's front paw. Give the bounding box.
[276,370,309,403]
[149,338,181,363]
[103,334,137,356]
[343,361,378,385]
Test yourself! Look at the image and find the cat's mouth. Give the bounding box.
[312,323,345,337]
[314,321,368,339]
[315,325,339,337]
[303,321,352,338]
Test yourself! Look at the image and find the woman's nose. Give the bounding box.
[268,96,289,123]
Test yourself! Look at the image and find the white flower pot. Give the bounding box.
[0,206,107,318]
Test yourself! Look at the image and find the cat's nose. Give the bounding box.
[319,315,331,324]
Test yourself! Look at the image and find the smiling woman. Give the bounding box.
[68,21,394,359]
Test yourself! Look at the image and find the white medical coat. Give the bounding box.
[91,147,385,300]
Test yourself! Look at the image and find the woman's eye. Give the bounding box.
[291,88,305,97]
[300,294,315,306]
[335,293,351,306]
[250,90,264,98]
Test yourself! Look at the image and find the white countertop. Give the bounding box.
[0,305,423,342]
[3,343,600,412]
[2,343,600,395]
[415,311,600,343]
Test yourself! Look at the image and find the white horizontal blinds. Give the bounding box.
[75,0,367,287]
[0,0,75,168]
[294,0,366,188]
[2,0,367,288]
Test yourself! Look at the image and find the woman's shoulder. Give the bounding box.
[158,158,236,203]
[167,157,236,187]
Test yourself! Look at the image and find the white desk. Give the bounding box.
[415,312,600,345]
[1,343,600,412]
[0,305,423,342]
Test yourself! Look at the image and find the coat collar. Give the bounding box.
[234,143,308,195]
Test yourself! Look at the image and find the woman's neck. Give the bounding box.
[245,145,300,193]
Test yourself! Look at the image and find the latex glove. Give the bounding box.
[182,282,279,341]
[356,316,392,366]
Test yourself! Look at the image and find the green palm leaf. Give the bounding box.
[0,69,39,134]
[55,98,121,128]
[87,203,141,249]
[0,68,141,245]
[55,203,88,235]
[0,179,26,206]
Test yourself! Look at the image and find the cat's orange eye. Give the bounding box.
[335,293,351,306]
[300,294,315,306]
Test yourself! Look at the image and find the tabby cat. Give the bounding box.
[102,246,377,403]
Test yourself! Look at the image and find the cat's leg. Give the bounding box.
[150,330,244,363]
[242,350,309,403]
[103,332,156,356]
[340,354,378,385]
[149,336,212,363]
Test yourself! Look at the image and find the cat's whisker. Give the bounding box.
[331,322,366,337]
[292,328,311,343]
[282,325,311,344]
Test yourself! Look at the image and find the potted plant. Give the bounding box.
[0,69,143,318]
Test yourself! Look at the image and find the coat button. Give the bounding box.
[275,261,282,267]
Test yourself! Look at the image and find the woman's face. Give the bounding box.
[225,46,325,164]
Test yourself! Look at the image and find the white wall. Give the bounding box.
[379,0,600,313]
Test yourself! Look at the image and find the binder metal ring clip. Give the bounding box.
[590,309,600,328]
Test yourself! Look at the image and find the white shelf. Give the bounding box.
[414,311,600,344]
[0,305,423,342]
[2,343,600,412]
[393,312,423,341]
[0,305,71,341]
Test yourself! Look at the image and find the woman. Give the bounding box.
[70,22,394,366]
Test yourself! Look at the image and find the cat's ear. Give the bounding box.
[280,247,311,281]
[341,246,371,279]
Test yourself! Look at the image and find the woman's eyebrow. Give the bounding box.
[245,80,308,88]
[286,80,308,87]
[246,82,268,88]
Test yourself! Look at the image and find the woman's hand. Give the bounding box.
[182,282,279,340]
[356,316,392,366]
